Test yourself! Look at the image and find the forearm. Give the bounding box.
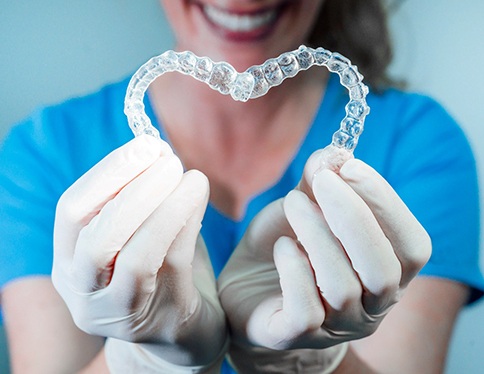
[227,342,347,374]
[333,345,378,374]
[80,341,371,374]
[78,348,109,374]
[349,278,468,374]
[3,277,105,373]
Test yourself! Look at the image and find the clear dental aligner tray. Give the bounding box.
[124,45,370,152]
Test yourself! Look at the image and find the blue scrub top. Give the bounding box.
[0,74,482,315]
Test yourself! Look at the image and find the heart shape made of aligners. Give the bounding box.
[124,45,370,152]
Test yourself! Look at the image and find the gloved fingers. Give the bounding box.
[339,159,432,288]
[312,169,402,316]
[283,190,362,314]
[270,236,325,345]
[284,189,372,336]
[54,135,170,263]
[70,154,183,293]
[162,170,209,270]
[192,236,217,290]
[298,146,354,200]
[192,236,222,311]
[108,169,209,306]
[153,170,210,306]
[242,199,294,262]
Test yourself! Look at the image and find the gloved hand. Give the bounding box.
[52,135,227,373]
[218,145,431,373]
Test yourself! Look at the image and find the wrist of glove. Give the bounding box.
[105,335,229,374]
[227,342,348,374]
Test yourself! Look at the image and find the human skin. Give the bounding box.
[151,0,329,219]
[160,0,325,71]
[3,1,470,373]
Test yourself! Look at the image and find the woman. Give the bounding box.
[1,0,482,372]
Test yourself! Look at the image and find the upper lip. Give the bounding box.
[194,1,289,17]
[197,1,289,33]
[195,1,289,20]
[205,6,277,29]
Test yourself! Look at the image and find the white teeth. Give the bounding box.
[203,5,276,32]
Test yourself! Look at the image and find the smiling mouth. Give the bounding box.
[200,3,286,41]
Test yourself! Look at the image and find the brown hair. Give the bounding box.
[308,0,395,90]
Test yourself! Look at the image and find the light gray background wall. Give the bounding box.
[0,1,483,372]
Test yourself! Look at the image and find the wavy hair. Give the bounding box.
[308,0,396,89]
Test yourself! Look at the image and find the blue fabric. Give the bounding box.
[0,74,483,372]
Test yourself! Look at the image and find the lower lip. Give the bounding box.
[199,5,284,42]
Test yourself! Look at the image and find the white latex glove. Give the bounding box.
[218,145,431,373]
[52,135,227,373]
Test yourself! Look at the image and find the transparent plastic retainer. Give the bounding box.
[124,45,370,152]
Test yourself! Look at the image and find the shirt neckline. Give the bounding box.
[144,73,343,229]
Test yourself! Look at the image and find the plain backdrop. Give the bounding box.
[1,1,483,372]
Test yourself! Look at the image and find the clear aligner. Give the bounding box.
[124,45,370,151]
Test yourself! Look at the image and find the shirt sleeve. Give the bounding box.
[386,95,483,303]
[0,107,73,289]
[0,80,131,294]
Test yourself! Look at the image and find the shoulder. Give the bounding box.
[24,77,132,147]
[0,78,137,288]
[319,78,468,168]
[1,77,134,185]
[365,87,462,142]
[372,88,463,138]
[358,88,483,302]
[357,87,474,175]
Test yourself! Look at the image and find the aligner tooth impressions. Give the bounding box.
[125,45,370,152]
